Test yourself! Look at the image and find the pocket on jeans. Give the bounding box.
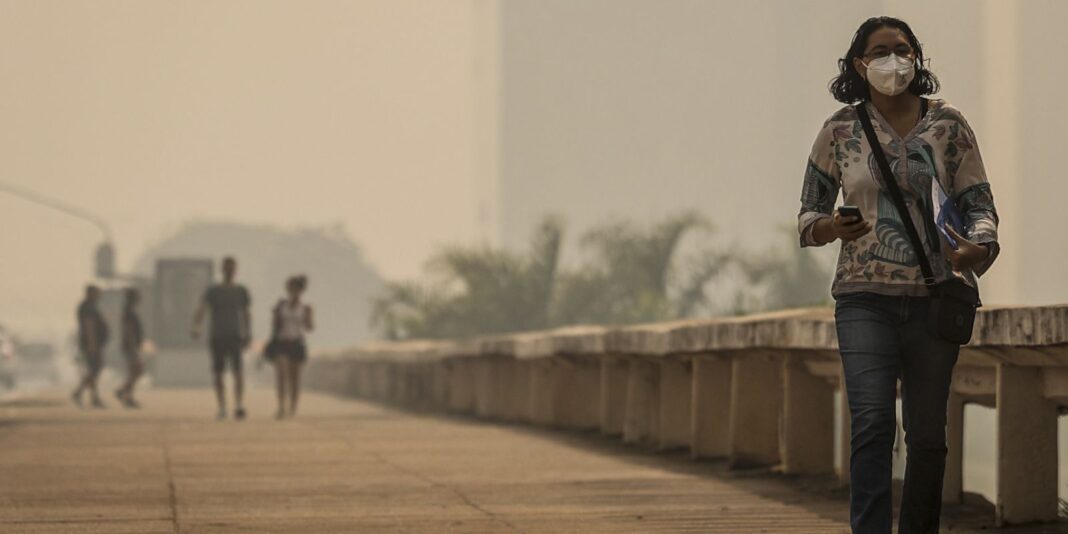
[834,292,884,320]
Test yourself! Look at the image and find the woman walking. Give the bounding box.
[115,288,145,408]
[72,285,108,408]
[266,275,313,419]
[797,17,999,534]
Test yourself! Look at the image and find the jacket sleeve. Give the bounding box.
[945,110,1000,276]
[798,122,841,247]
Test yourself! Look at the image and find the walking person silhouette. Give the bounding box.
[72,284,108,408]
[264,275,314,419]
[192,257,252,420]
[115,288,145,408]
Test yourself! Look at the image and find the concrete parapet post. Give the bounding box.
[470,357,516,419]
[318,360,335,395]
[727,351,782,468]
[343,362,361,397]
[600,356,629,435]
[494,359,522,421]
[690,355,731,459]
[430,362,449,409]
[389,364,406,403]
[446,359,476,413]
[360,362,377,399]
[780,354,834,475]
[355,363,370,397]
[943,391,965,505]
[403,364,420,405]
[996,364,1059,525]
[342,362,358,397]
[308,360,330,393]
[357,362,375,398]
[510,360,532,422]
[410,363,432,407]
[528,359,558,425]
[657,359,692,450]
[368,363,384,400]
[372,362,392,401]
[623,358,659,444]
[473,357,496,418]
[303,359,324,391]
[553,356,601,430]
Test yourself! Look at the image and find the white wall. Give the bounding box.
[496,0,1064,306]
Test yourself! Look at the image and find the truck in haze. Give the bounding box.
[151,258,214,387]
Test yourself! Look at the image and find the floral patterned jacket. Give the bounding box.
[798,99,999,297]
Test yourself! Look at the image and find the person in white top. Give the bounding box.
[265,275,314,419]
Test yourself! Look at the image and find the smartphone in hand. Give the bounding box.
[837,205,863,221]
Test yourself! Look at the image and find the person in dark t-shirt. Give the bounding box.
[72,285,108,408]
[193,256,251,420]
[116,288,145,408]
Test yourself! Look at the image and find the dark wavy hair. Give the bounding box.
[829,17,940,104]
[287,274,308,292]
[123,287,140,310]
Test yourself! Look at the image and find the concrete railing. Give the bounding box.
[306,305,1068,526]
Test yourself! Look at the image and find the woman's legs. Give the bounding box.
[118,354,144,406]
[129,357,144,400]
[288,359,302,416]
[86,353,104,407]
[73,349,104,406]
[274,356,289,418]
[836,294,902,534]
[897,300,960,534]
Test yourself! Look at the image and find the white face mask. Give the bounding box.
[862,54,916,96]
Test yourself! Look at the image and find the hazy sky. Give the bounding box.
[3,0,1066,336]
[0,1,481,333]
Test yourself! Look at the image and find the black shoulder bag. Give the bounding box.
[855,103,980,345]
[263,300,284,359]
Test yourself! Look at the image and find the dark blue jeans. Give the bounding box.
[835,292,960,534]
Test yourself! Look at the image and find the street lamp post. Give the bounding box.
[0,181,117,279]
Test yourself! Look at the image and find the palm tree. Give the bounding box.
[551,211,723,326]
[732,225,833,313]
[371,211,746,340]
[370,217,563,339]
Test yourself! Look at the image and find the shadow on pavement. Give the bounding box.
[382,403,1068,534]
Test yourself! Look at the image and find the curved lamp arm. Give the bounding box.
[0,180,112,241]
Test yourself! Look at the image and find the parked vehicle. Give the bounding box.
[16,342,59,385]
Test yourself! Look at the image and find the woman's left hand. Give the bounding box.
[944,226,989,272]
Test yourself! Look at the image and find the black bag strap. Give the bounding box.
[270,299,285,338]
[855,103,936,287]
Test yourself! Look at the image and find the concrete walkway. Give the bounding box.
[0,389,1063,533]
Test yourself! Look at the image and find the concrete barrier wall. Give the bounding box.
[307,306,1068,526]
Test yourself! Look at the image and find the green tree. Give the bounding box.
[370,217,563,339]
[732,226,833,314]
[551,211,724,326]
[370,213,823,341]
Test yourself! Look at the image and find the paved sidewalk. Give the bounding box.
[0,388,1063,533]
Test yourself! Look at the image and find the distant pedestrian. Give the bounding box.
[264,275,313,419]
[115,288,145,408]
[192,257,251,420]
[72,285,108,408]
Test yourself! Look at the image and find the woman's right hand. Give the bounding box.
[830,209,873,242]
[813,210,872,244]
